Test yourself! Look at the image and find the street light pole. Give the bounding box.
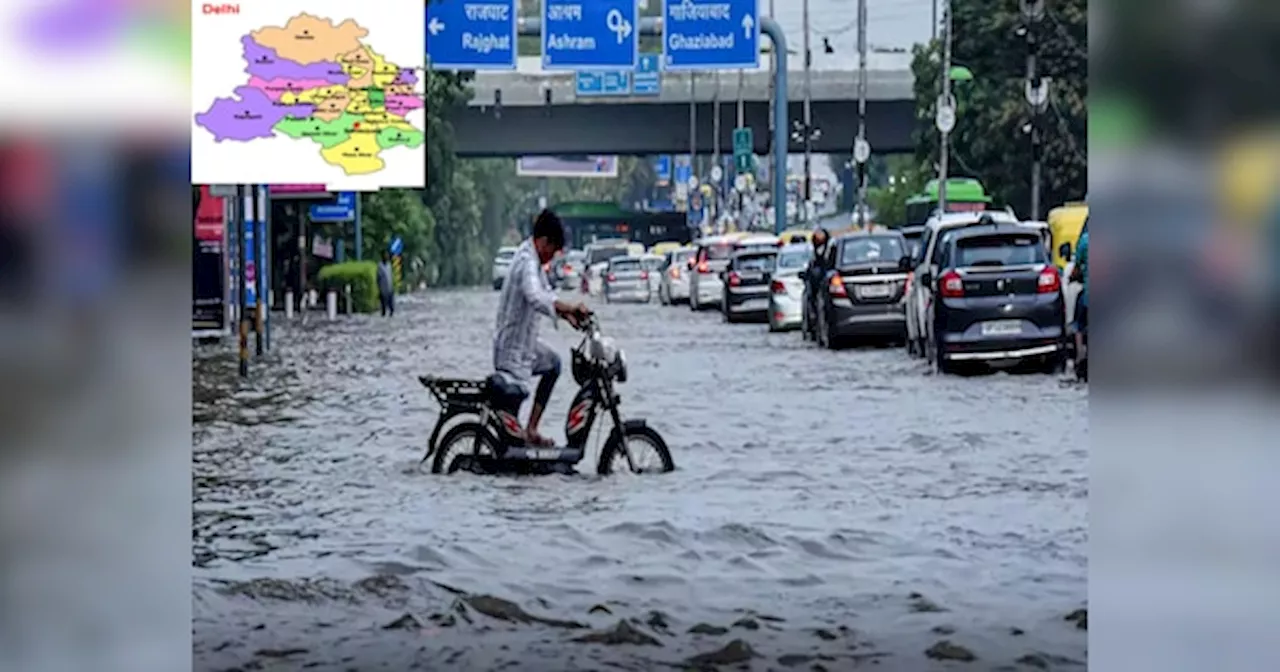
[938,0,954,213]
[1021,0,1048,221]
[766,0,776,214]
[856,0,868,228]
[802,0,812,222]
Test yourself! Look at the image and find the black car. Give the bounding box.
[720,249,777,323]
[923,224,1066,374]
[811,231,912,349]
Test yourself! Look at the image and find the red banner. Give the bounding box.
[195,185,224,242]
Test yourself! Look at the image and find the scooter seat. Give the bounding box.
[485,374,528,413]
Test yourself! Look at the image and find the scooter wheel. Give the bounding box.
[432,422,499,474]
[597,424,675,476]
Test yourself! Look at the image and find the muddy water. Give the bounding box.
[193,289,1087,671]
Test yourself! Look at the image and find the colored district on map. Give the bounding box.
[195,13,424,176]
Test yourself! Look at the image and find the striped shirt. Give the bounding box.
[493,239,557,393]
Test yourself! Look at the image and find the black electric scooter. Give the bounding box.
[419,314,675,476]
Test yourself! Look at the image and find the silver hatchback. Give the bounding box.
[602,256,652,303]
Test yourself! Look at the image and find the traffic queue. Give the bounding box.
[491,204,1087,377]
[604,207,1077,376]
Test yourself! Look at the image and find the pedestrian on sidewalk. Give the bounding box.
[377,251,395,317]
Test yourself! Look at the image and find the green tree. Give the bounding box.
[909,0,1086,217]
[359,189,436,286]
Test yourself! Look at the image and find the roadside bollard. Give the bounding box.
[285,290,294,319]
[309,289,318,310]
[343,285,352,314]
[326,290,337,320]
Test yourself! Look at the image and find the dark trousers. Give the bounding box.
[380,292,395,316]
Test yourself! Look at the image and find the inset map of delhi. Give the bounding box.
[191,0,425,190]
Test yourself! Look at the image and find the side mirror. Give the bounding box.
[898,255,913,271]
[718,270,727,280]
[687,258,695,270]
[1058,243,1072,261]
[919,272,932,287]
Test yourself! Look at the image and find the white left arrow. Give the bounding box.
[428,17,445,36]
[741,14,753,38]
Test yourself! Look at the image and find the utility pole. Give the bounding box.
[236,185,249,378]
[252,185,264,357]
[855,0,869,228]
[937,0,955,213]
[932,0,938,41]
[802,0,812,222]
[1021,0,1049,220]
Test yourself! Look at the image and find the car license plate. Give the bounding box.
[981,320,1022,336]
[743,298,768,309]
[858,284,892,298]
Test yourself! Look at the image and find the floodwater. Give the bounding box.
[193,289,1088,671]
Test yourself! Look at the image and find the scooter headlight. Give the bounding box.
[612,349,628,383]
[589,336,618,362]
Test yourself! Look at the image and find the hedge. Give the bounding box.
[317,261,379,314]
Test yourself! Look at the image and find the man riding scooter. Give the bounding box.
[492,209,591,447]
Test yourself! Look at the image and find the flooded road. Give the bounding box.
[193,289,1088,671]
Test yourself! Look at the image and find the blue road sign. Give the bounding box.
[633,53,661,95]
[575,70,632,96]
[674,156,692,186]
[309,191,356,223]
[663,0,759,70]
[427,0,517,70]
[389,236,404,255]
[542,0,639,70]
[654,155,672,183]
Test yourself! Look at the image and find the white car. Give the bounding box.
[639,254,664,295]
[905,211,1020,357]
[687,235,738,311]
[658,247,695,304]
[491,246,516,290]
[767,243,812,331]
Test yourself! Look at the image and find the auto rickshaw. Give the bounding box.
[1048,201,1089,269]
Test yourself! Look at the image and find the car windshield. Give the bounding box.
[496,249,515,261]
[588,246,629,266]
[565,251,586,262]
[839,236,905,266]
[674,250,693,263]
[776,250,811,270]
[955,234,1047,266]
[641,257,662,270]
[610,258,641,272]
[734,253,776,271]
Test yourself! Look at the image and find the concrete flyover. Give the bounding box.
[446,56,919,157]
